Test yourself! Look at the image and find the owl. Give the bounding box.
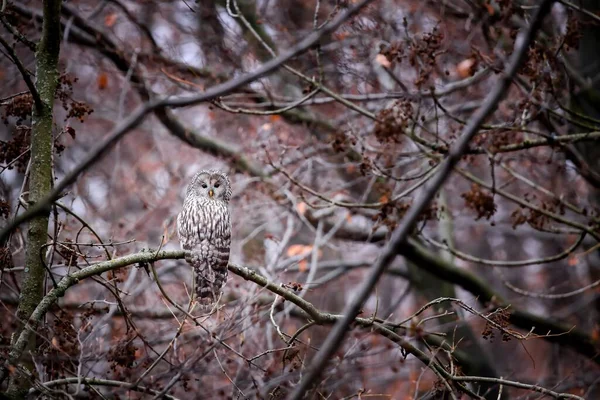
[177,170,232,310]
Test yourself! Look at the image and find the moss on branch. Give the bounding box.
[6,0,63,397]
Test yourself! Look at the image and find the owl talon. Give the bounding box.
[185,252,202,265]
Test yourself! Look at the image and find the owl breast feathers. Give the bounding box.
[177,170,232,310]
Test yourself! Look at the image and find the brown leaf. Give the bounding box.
[286,244,312,257]
[66,126,76,139]
[375,53,392,68]
[296,202,307,215]
[456,58,476,78]
[104,13,118,27]
[591,325,600,342]
[97,72,108,90]
[298,259,308,272]
[567,256,578,266]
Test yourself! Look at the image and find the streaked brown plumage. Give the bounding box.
[177,170,231,310]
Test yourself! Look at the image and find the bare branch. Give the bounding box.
[0,0,376,245]
[288,1,556,397]
[29,377,181,400]
[0,35,42,111]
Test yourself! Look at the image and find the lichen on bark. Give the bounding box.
[5,0,63,398]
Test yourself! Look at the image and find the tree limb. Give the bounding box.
[0,34,42,111]
[1,246,586,399]
[288,1,556,397]
[0,0,375,245]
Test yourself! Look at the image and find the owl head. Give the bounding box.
[186,169,232,203]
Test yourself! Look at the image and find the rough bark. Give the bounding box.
[5,0,62,397]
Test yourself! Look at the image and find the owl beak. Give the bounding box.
[208,189,214,197]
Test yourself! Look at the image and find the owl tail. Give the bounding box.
[194,282,219,310]
[193,267,228,311]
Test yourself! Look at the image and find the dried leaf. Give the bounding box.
[298,259,308,272]
[592,325,600,342]
[97,72,108,90]
[104,13,118,27]
[286,244,312,257]
[375,53,392,68]
[334,32,350,41]
[135,347,143,359]
[568,256,578,266]
[296,202,307,215]
[66,126,76,139]
[456,58,476,78]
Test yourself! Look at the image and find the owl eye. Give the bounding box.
[214,183,220,188]
[201,183,208,188]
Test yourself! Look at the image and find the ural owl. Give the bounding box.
[177,170,232,310]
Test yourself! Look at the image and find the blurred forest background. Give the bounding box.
[1,0,600,399]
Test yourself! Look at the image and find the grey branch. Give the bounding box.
[29,377,181,400]
[1,248,585,399]
[286,1,556,398]
[0,0,375,245]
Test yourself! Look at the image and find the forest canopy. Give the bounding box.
[1,0,600,399]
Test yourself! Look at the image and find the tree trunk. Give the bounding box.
[6,0,62,397]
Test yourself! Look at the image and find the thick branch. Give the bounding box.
[1,248,586,399]
[310,208,600,364]
[1,250,185,385]
[57,3,266,177]
[0,0,375,245]
[288,1,556,397]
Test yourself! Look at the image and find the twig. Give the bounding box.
[1,247,591,399]
[450,375,583,399]
[131,296,195,387]
[0,0,376,245]
[287,1,556,397]
[456,167,600,240]
[0,34,42,111]
[497,268,600,299]
[422,232,586,267]
[214,349,247,398]
[28,377,181,399]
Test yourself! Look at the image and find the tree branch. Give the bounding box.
[288,1,556,397]
[1,247,585,399]
[57,3,266,177]
[308,209,600,365]
[0,34,42,111]
[29,377,180,400]
[0,0,375,245]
